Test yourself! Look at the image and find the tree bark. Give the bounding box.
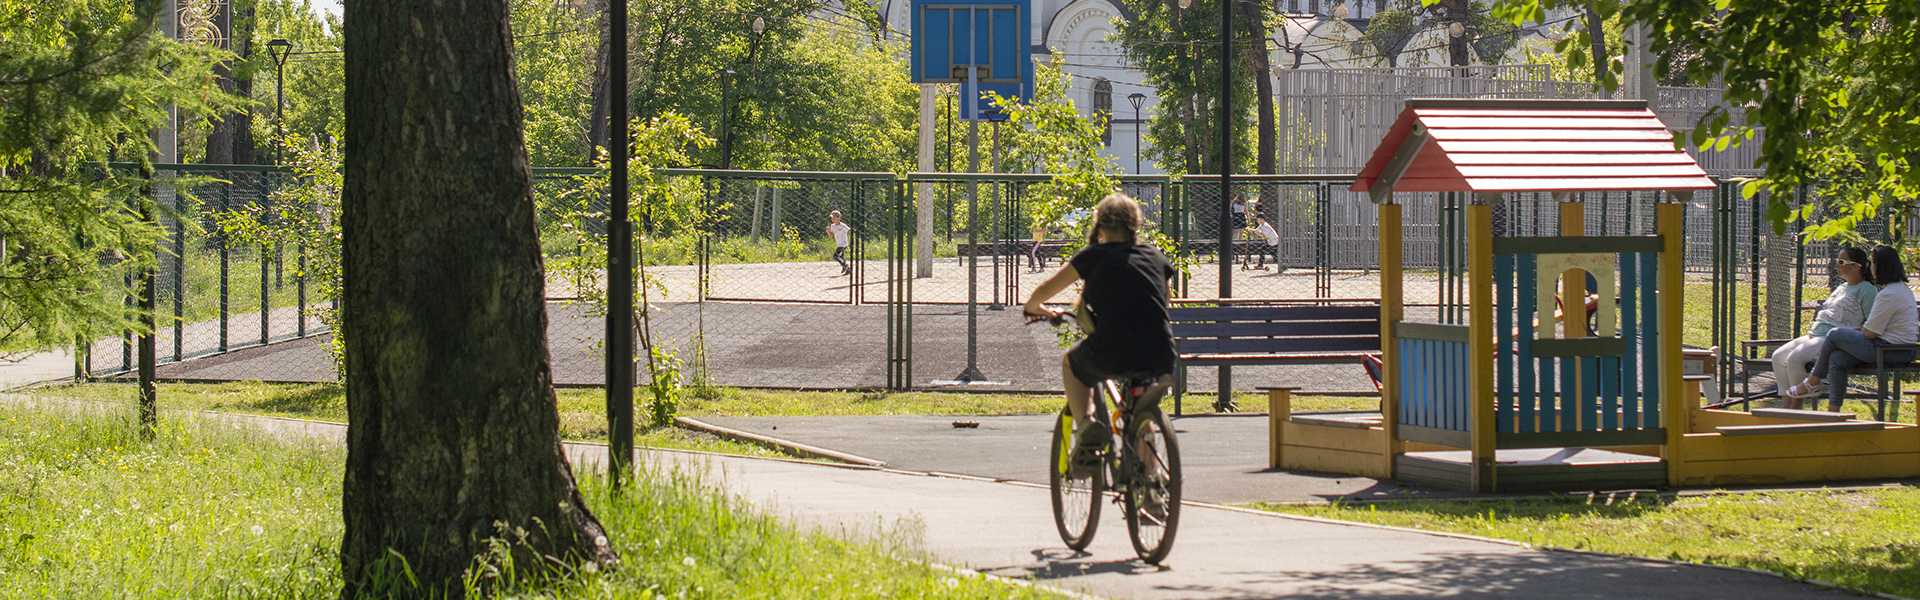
[340,0,616,596]
[585,0,611,162]
[205,0,237,164]
[1241,0,1274,177]
[231,1,257,164]
[1586,6,1607,88]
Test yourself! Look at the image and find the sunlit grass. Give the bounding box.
[0,401,1058,599]
[1250,489,1920,599]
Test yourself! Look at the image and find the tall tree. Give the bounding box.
[340,0,615,595]
[1117,0,1259,175]
[0,1,234,354]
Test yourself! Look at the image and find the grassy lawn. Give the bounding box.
[22,381,1374,455]
[1249,488,1920,599]
[0,402,1057,598]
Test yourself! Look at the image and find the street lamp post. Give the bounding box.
[266,39,292,164]
[1127,93,1146,173]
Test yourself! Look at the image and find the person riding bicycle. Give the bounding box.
[1022,193,1178,473]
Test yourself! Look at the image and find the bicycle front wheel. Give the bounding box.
[1049,407,1103,550]
[1122,405,1182,564]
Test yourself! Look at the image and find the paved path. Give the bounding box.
[693,414,1464,505]
[1,383,1861,600]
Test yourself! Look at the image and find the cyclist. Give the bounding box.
[1022,193,1179,473]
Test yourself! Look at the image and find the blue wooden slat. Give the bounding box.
[1641,251,1661,426]
[1621,252,1641,430]
[1398,338,1413,426]
[1497,253,1515,433]
[1519,255,1538,433]
[1598,355,1615,430]
[1448,341,1463,431]
[1558,354,1577,433]
[1581,355,1600,431]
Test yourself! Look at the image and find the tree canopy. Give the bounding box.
[0,2,235,354]
[1488,0,1920,239]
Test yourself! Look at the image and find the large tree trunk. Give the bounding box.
[1241,1,1274,177]
[584,0,611,162]
[204,0,236,164]
[231,1,257,164]
[340,0,616,596]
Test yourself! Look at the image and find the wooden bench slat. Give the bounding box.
[1172,321,1380,338]
[1179,337,1380,354]
[1169,306,1379,322]
[1717,422,1885,436]
[1748,408,1855,422]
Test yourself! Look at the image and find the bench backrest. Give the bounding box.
[1168,305,1380,354]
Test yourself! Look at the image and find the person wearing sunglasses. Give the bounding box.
[1771,247,1875,409]
[1785,245,1920,410]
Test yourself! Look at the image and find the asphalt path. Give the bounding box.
[691,413,1470,505]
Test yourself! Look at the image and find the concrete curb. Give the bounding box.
[674,416,888,467]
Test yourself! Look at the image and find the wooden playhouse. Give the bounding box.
[1266,98,1920,492]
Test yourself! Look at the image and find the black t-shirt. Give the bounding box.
[1070,241,1178,372]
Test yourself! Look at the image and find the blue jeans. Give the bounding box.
[1809,328,1914,410]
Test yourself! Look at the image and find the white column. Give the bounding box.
[916,84,936,277]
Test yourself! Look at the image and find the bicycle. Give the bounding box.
[1028,310,1184,564]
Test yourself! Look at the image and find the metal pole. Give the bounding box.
[957,19,986,382]
[1215,0,1235,410]
[717,70,734,170]
[607,0,635,485]
[989,118,1003,311]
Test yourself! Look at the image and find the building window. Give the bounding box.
[1094,79,1113,146]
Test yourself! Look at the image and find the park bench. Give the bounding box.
[1168,298,1383,415]
[953,240,1074,268]
[1728,300,1920,422]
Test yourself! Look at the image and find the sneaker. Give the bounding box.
[1141,486,1170,523]
[1068,423,1109,479]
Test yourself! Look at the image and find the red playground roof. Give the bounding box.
[1349,99,1715,201]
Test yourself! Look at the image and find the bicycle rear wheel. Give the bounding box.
[1049,407,1103,550]
[1122,405,1182,564]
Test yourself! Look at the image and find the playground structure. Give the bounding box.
[1268,98,1920,492]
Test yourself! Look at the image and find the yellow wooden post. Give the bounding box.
[1378,203,1403,477]
[1560,201,1587,338]
[1468,204,1496,491]
[1658,201,1687,485]
[1263,386,1297,468]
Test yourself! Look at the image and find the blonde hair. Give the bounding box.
[1090,193,1143,243]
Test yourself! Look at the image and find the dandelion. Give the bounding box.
[581,561,599,574]
[681,556,696,567]
[943,577,959,589]
[250,525,264,536]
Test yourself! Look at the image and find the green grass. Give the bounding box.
[0,402,1059,598]
[1249,489,1920,598]
[21,382,1374,453]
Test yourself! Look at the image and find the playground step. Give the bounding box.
[1396,447,1666,493]
[1748,408,1855,422]
[1717,421,1885,436]
[1289,411,1382,429]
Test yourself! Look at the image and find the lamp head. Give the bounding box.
[1334,5,1348,20]
[1176,0,1191,9]
[717,68,737,77]
[1449,22,1466,38]
[752,16,766,35]
[1127,93,1146,111]
[266,38,293,66]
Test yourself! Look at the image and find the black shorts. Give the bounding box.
[1066,341,1169,387]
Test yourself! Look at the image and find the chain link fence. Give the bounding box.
[88,166,1908,396]
[88,165,334,382]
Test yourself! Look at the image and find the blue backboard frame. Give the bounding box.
[910,0,1033,121]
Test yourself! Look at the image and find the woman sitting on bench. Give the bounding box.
[1784,245,1920,411]
[1772,246,1875,409]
